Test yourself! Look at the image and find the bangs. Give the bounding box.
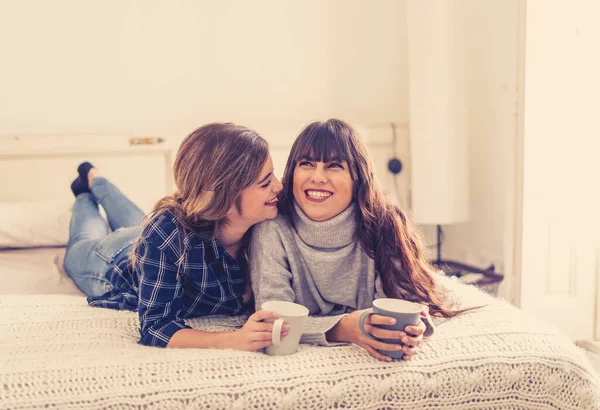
[292,123,352,164]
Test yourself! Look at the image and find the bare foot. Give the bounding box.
[87,168,102,186]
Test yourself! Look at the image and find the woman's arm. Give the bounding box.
[135,234,191,347]
[167,329,237,349]
[167,310,288,350]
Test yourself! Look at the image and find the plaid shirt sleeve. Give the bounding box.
[135,215,191,348]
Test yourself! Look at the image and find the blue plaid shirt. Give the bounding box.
[88,211,248,347]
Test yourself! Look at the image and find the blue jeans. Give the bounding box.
[64,177,145,297]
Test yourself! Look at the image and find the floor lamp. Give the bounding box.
[406,0,502,283]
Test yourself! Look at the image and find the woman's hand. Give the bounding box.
[327,307,428,362]
[231,310,289,351]
[398,307,429,360]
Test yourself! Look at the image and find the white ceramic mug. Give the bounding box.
[261,301,309,356]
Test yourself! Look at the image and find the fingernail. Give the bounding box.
[403,337,408,343]
[394,345,402,350]
[283,325,291,331]
[386,357,392,362]
[398,332,406,337]
[389,318,396,325]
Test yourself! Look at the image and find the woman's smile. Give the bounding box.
[265,196,278,207]
[304,189,333,203]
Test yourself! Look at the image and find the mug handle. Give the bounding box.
[358,308,375,339]
[271,318,284,346]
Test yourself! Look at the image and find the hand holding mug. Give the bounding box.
[358,299,428,361]
[333,311,407,362]
[261,301,309,356]
[232,310,290,351]
[401,306,432,356]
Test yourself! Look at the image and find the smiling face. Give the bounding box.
[229,155,283,226]
[292,157,354,221]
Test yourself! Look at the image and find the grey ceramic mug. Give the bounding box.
[358,298,423,359]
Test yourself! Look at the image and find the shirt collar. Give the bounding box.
[191,232,229,265]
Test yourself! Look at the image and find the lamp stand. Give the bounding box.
[431,225,503,285]
[436,224,442,264]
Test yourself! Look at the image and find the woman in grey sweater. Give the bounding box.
[250,119,460,362]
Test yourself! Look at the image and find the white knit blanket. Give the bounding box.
[1,279,599,410]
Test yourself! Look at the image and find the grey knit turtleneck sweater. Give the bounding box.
[249,202,433,346]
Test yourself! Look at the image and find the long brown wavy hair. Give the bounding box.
[132,123,269,302]
[279,119,459,318]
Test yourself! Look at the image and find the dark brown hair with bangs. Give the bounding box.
[278,119,367,217]
[279,119,460,318]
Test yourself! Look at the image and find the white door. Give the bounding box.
[516,0,600,341]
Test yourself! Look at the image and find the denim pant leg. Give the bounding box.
[65,239,114,297]
[64,193,113,297]
[65,229,142,298]
[90,177,146,231]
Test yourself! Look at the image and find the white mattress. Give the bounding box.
[0,247,82,296]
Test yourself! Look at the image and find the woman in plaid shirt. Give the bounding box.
[64,123,285,350]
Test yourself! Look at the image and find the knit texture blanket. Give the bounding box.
[1,278,599,410]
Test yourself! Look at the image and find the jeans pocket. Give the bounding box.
[94,226,142,263]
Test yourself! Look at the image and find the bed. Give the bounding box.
[1,136,599,409]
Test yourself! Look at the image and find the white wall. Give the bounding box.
[0,1,326,136]
[0,0,407,141]
[327,0,409,125]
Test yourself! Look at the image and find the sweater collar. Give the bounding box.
[293,201,356,249]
